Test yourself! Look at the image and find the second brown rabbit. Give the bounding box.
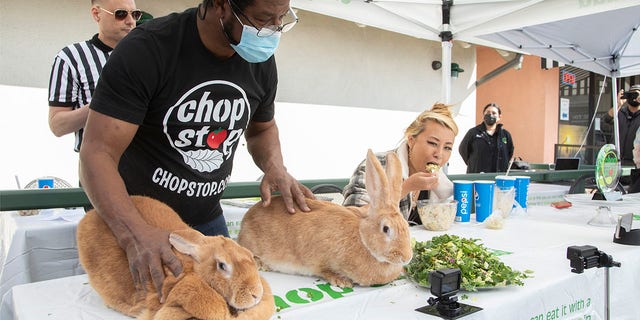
[77,195,275,320]
[238,149,413,288]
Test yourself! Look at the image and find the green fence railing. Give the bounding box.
[0,179,349,211]
[0,168,598,212]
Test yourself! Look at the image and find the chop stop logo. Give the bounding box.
[164,81,250,173]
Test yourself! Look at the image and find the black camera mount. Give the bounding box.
[415,268,482,319]
[427,294,463,318]
[567,245,621,273]
[613,213,640,245]
[567,245,621,320]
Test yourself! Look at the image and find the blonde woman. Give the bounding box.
[343,103,458,225]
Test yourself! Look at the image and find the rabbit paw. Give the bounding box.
[322,271,354,288]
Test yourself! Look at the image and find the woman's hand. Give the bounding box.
[402,172,439,197]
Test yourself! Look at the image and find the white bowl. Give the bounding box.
[417,200,457,231]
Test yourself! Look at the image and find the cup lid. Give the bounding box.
[473,180,495,184]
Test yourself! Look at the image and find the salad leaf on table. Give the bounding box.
[404,234,533,291]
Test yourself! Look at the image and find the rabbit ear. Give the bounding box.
[384,152,403,204]
[170,229,204,262]
[365,149,392,210]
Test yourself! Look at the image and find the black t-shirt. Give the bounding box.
[91,8,277,225]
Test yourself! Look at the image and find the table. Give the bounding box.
[3,198,640,320]
[0,208,85,301]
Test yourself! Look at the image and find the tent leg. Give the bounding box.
[441,40,452,104]
[611,77,620,157]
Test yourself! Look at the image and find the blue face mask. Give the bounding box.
[229,24,281,63]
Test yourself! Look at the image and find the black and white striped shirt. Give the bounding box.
[48,34,113,152]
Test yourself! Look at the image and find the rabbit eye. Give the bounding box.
[382,225,390,234]
[216,260,233,276]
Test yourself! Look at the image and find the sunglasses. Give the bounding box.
[98,6,142,21]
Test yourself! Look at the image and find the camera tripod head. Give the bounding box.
[567,245,621,274]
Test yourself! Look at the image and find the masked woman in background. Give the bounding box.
[459,103,514,173]
[342,103,458,225]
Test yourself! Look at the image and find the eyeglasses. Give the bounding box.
[228,0,298,37]
[98,6,142,21]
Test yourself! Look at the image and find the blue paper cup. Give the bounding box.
[513,176,531,210]
[37,178,55,189]
[453,180,474,222]
[495,175,516,191]
[473,180,495,222]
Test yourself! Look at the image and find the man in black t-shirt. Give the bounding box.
[80,0,312,302]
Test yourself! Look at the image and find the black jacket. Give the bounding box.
[459,123,514,173]
[602,105,640,166]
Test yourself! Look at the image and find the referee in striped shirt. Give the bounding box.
[48,0,140,152]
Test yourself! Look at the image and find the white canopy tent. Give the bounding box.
[291,0,640,102]
[477,4,640,154]
[291,0,640,155]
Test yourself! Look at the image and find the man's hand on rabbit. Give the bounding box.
[259,169,314,214]
[124,226,183,303]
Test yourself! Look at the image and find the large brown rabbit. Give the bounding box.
[77,195,275,320]
[238,149,413,288]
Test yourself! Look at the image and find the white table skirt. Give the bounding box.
[3,201,640,320]
[0,208,86,301]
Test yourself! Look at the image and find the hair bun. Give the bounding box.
[430,103,453,117]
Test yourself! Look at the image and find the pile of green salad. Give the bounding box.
[405,234,533,291]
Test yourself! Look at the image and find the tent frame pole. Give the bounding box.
[611,77,621,157]
[440,0,454,104]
